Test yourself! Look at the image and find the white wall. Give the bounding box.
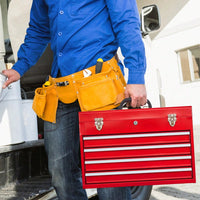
[137,0,200,125]
[152,26,200,125]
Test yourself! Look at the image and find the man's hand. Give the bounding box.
[1,69,21,89]
[124,84,147,108]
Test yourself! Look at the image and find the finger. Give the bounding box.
[3,79,12,89]
[136,100,141,108]
[133,97,146,108]
[1,70,9,77]
[1,69,6,74]
[131,98,137,108]
[141,98,147,106]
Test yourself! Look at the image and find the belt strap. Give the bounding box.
[49,56,119,85]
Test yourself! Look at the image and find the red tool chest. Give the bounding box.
[79,106,196,189]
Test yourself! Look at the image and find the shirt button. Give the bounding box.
[59,10,64,15]
[58,32,62,36]
[59,52,63,57]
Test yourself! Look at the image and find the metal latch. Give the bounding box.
[168,114,177,127]
[95,118,104,131]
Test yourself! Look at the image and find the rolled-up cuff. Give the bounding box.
[127,70,145,84]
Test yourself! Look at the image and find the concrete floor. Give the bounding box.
[150,153,199,200]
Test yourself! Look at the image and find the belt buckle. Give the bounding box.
[56,81,69,86]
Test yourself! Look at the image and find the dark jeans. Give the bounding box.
[44,101,132,200]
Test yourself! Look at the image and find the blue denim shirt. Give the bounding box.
[12,0,146,84]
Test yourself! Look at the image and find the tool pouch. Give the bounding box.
[32,84,58,123]
[32,88,46,118]
[48,76,77,104]
[75,58,126,111]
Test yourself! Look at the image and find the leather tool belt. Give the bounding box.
[32,56,126,123]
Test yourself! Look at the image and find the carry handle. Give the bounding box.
[117,97,152,110]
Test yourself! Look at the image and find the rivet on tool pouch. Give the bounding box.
[32,56,126,123]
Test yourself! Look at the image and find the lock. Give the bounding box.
[94,118,104,131]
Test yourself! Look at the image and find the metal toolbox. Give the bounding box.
[79,106,196,189]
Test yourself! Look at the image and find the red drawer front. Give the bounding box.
[84,132,190,148]
[86,169,193,184]
[85,156,192,172]
[84,144,191,160]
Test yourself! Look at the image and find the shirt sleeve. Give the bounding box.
[12,0,50,77]
[105,0,146,84]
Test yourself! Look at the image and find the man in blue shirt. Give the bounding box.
[2,0,147,199]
